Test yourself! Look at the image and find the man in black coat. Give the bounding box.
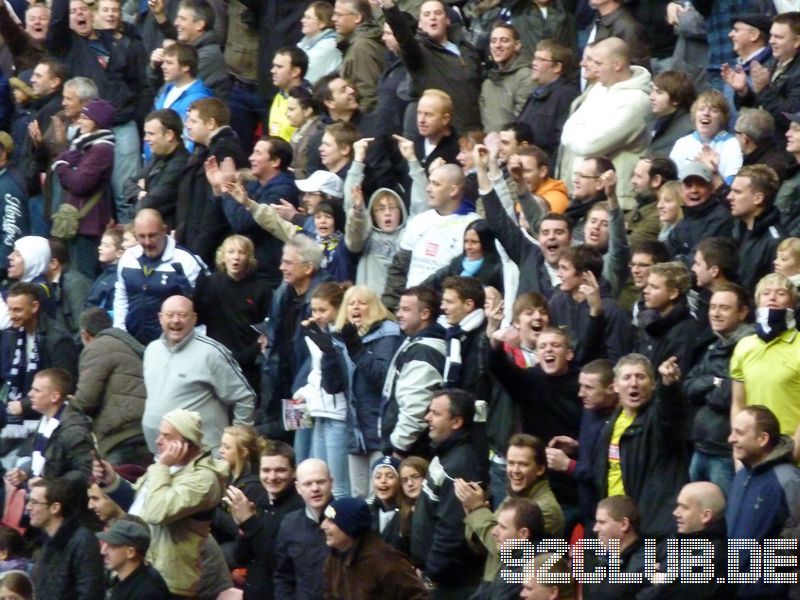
[97,518,172,600]
[227,440,304,600]
[125,108,190,229]
[411,388,485,596]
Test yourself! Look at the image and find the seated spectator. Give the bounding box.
[517,39,579,168]
[28,478,104,600]
[47,237,91,338]
[297,1,342,84]
[85,227,123,315]
[321,496,428,598]
[638,261,710,374]
[727,405,800,598]
[51,97,116,278]
[368,455,409,554]
[72,307,148,466]
[647,70,695,158]
[96,517,171,598]
[669,90,743,185]
[399,456,428,510]
[479,22,534,134]
[731,273,800,447]
[194,234,272,392]
[225,440,304,600]
[735,108,794,179]
[0,571,32,600]
[0,527,31,574]
[286,86,324,180]
[127,109,190,229]
[773,237,800,287]
[520,552,574,600]
[656,180,684,243]
[422,220,504,293]
[594,355,687,540]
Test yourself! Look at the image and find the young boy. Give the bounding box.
[773,237,800,287]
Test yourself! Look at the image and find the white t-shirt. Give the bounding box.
[402,209,479,286]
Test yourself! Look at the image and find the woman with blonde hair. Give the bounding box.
[309,285,402,497]
[656,180,684,242]
[195,235,272,392]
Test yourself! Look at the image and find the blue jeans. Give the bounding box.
[689,450,735,495]
[310,417,350,500]
[229,82,266,155]
[111,120,141,224]
[293,427,312,463]
[27,194,48,236]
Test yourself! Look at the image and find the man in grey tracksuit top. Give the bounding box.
[142,295,255,454]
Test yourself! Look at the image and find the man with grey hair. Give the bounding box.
[735,108,794,180]
[333,0,384,112]
[142,295,255,453]
[260,237,328,440]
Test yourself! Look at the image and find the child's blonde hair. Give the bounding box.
[777,237,800,265]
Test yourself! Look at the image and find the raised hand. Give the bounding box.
[721,63,748,94]
[351,184,365,211]
[750,61,770,94]
[393,134,417,162]
[659,356,681,385]
[352,137,374,163]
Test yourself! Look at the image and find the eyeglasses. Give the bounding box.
[575,173,600,179]
[533,55,561,64]
[401,474,423,485]
[26,498,50,507]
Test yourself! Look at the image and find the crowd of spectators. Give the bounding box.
[0,0,797,599]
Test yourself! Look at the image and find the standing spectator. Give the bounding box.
[727,405,800,598]
[333,0,384,112]
[315,286,402,496]
[413,89,460,171]
[97,518,171,599]
[479,22,534,134]
[657,181,684,243]
[85,227,123,314]
[517,39,579,169]
[113,208,203,345]
[286,86,324,180]
[47,238,91,337]
[273,458,333,599]
[0,2,49,74]
[50,97,115,278]
[72,307,148,466]
[141,295,255,454]
[368,455,408,553]
[728,164,785,291]
[194,234,272,394]
[267,47,308,142]
[382,0,483,132]
[297,1,342,85]
[411,388,485,597]
[735,109,794,179]
[647,71,695,158]
[321,496,429,598]
[223,0,260,154]
[627,158,677,248]
[29,478,105,600]
[731,273,800,444]
[0,133,27,278]
[586,0,650,69]
[559,37,651,209]
[127,109,191,229]
[226,440,304,600]
[684,284,752,494]
[98,408,229,598]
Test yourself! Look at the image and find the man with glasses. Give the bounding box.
[518,39,579,168]
[29,478,105,599]
[332,0,384,112]
[141,294,255,454]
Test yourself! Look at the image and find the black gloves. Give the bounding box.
[340,322,363,355]
[304,322,335,354]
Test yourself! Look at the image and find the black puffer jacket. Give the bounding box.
[732,203,785,293]
[666,196,734,267]
[517,76,580,166]
[593,382,689,539]
[127,144,190,229]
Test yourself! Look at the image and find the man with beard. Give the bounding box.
[626,157,677,246]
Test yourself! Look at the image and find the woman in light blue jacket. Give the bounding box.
[297,2,343,84]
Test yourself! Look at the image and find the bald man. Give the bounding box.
[382,163,479,310]
[559,37,652,210]
[141,295,255,454]
[638,482,729,599]
[274,458,334,599]
[113,208,205,344]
